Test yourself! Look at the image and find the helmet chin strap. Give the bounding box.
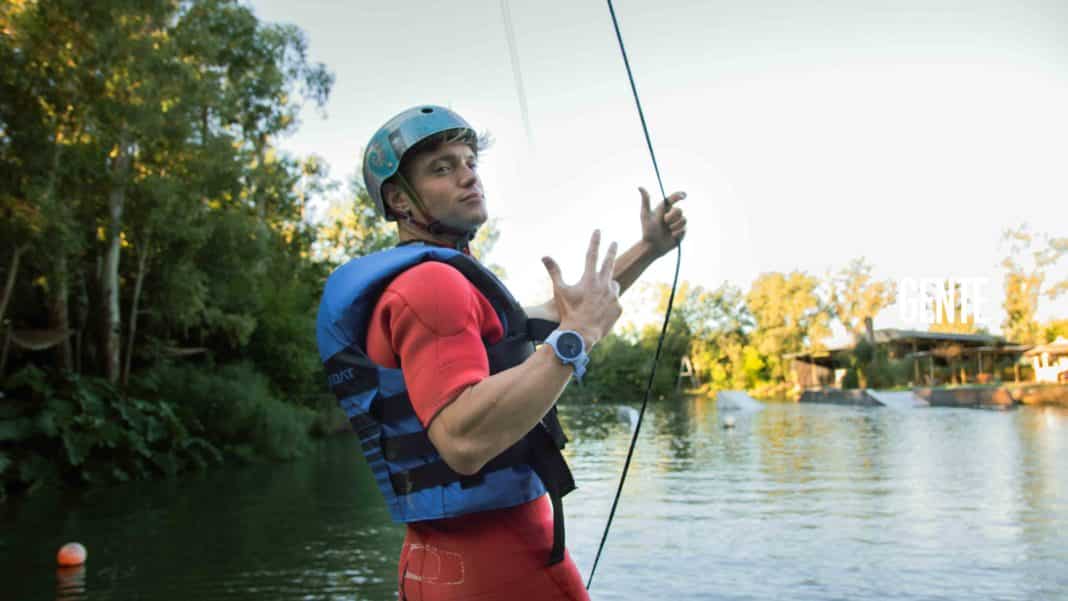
[393,174,478,249]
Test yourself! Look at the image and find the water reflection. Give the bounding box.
[559,399,1068,601]
[55,566,86,601]
[2,401,1066,601]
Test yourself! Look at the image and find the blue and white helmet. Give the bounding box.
[362,105,475,220]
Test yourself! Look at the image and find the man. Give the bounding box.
[317,105,686,600]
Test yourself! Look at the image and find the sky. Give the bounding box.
[249,0,1068,341]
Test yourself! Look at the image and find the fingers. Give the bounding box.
[584,229,601,277]
[600,241,618,281]
[654,190,686,219]
[665,190,687,207]
[639,187,652,217]
[664,203,686,229]
[542,256,564,288]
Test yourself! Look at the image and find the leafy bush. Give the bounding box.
[562,320,692,404]
[0,366,221,499]
[246,266,325,402]
[841,367,860,389]
[135,362,315,461]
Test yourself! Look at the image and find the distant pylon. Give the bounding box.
[676,355,699,391]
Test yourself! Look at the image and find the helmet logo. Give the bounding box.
[367,141,392,175]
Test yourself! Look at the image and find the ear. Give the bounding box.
[382,182,411,218]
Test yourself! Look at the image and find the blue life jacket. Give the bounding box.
[316,243,575,563]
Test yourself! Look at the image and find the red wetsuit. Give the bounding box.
[366,260,589,601]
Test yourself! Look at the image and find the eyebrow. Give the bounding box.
[427,150,476,166]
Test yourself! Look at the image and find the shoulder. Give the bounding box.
[383,261,485,336]
[389,261,475,303]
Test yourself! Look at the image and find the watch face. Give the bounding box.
[557,332,583,359]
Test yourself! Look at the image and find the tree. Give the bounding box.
[746,271,832,381]
[0,0,94,369]
[0,0,333,383]
[1000,225,1062,344]
[470,217,505,278]
[314,180,398,265]
[685,282,755,389]
[1042,235,1068,302]
[828,257,897,339]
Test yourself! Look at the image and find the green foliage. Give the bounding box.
[562,315,693,404]
[0,1,336,499]
[835,341,914,390]
[0,365,221,499]
[841,367,860,389]
[135,363,314,461]
[565,332,650,403]
[313,182,398,265]
[853,339,875,365]
[746,271,832,381]
[470,217,506,279]
[1045,319,1068,343]
[247,270,323,401]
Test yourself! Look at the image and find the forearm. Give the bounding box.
[428,344,574,475]
[612,239,659,295]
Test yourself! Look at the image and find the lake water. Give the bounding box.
[2,399,1066,600]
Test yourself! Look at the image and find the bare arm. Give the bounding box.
[429,231,622,475]
[426,345,573,475]
[523,188,688,318]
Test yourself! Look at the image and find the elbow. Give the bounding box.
[426,390,498,476]
[445,457,483,477]
[437,444,484,478]
[428,425,489,476]
[438,441,487,476]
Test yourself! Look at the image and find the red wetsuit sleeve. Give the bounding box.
[365,261,504,426]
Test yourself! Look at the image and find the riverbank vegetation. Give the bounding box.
[565,228,1066,404]
[0,0,342,498]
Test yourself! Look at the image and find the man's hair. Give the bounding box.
[395,128,493,183]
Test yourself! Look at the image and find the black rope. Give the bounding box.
[587,0,683,590]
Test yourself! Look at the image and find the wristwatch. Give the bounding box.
[544,329,589,383]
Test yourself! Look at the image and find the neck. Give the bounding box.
[397,222,471,251]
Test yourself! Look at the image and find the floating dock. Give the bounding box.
[715,390,765,412]
[800,386,1011,409]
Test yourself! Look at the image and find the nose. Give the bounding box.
[458,164,478,187]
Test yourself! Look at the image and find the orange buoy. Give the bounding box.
[57,542,87,567]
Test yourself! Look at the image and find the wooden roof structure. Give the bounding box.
[1023,336,1068,358]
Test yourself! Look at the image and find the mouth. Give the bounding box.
[459,192,483,204]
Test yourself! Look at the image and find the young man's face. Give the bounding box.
[405,141,487,230]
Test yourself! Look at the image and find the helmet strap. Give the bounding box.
[393,173,477,250]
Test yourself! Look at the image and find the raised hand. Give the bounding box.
[640,187,687,257]
[541,230,623,349]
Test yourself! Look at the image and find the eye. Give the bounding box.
[433,164,451,175]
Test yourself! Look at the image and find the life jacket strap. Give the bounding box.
[370,391,417,423]
[381,431,435,462]
[547,489,566,565]
[526,318,558,343]
[389,439,532,496]
[525,420,576,566]
[381,407,569,466]
[486,333,536,374]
